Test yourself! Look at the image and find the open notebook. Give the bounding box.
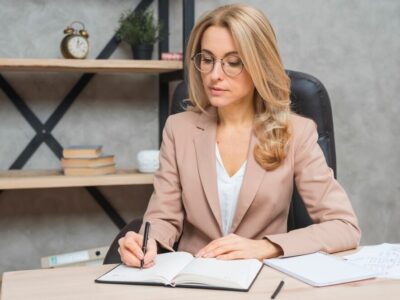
[264,252,376,287]
[96,252,263,292]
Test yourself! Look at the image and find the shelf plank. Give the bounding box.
[0,58,182,74]
[0,169,154,190]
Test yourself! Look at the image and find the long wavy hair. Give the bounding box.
[186,4,292,171]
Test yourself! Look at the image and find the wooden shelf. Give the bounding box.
[0,169,154,190]
[0,58,182,74]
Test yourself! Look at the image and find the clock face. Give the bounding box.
[67,35,89,59]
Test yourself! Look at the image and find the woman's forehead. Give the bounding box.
[201,26,237,56]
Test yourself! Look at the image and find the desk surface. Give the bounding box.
[1,260,399,300]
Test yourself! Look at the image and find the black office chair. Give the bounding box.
[103,70,336,264]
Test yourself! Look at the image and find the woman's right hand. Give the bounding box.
[118,231,158,268]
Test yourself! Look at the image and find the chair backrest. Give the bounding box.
[285,70,336,230]
[103,70,336,264]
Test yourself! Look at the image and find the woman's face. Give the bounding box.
[199,26,255,109]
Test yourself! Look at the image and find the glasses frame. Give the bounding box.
[191,52,244,77]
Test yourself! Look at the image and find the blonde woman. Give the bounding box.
[118,4,360,268]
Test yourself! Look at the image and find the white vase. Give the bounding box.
[137,150,160,173]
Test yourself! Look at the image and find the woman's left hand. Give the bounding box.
[195,233,282,261]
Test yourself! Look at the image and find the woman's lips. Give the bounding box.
[209,86,227,96]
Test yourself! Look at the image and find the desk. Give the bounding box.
[1,261,399,300]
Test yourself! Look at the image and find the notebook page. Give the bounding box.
[173,257,262,289]
[97,252,193,285]
[264,252,376,287]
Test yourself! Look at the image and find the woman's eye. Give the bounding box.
[227,60,242,67]
[202,58,213,64]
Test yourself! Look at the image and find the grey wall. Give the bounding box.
[0,0,399,275]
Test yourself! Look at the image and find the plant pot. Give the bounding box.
[131,44,154,60]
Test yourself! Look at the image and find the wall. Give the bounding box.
[0,0,399,275]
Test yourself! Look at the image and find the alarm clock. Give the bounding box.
[61,21,89,59]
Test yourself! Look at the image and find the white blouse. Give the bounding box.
[216,144,247,236]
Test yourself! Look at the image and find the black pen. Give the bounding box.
[141,222,151,269]
[271,280,284,299]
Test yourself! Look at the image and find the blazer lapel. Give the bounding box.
[230,133,266,232]
[193,107,223,234]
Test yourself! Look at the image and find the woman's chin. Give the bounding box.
[209,97,233,108]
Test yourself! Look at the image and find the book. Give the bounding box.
[63,145,102,158]
[63,164,116,176]
[264,252,376,287]
[61,154,114,168]
[41,246,109,268]
[96,251,263,292]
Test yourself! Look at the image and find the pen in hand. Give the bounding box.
[141,222,151,269]
[271,280,284,299]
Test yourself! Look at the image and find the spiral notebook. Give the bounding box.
[264,252,376,287]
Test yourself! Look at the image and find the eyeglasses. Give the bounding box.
[191,52,244,77]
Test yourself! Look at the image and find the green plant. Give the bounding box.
[116,9,161,46]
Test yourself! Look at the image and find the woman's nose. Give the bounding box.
[210,60,224,80]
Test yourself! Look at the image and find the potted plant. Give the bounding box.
[116,9,162,60]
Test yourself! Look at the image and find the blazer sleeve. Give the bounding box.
[138,116,184,251]
[266,119,361,257]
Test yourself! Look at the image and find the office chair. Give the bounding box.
[103,70,336,264]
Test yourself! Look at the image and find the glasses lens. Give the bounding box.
[222,55,243,77]
[192,53,244,77]
[193,53,214,73]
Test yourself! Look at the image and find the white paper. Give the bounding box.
[344,243,400,279]
[264,252,376,287]
[175,257,262,289]
[97,252,194,285]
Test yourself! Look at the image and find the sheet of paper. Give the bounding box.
[344,243,400,279]
[264,252,376,287]
[98,252,193,284]
[175,257,262,289]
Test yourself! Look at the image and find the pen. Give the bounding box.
[271,280,284,299]
[140,222,151,269]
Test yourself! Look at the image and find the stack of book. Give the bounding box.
[61,145,116,176]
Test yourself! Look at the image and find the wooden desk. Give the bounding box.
[1,262,399,300]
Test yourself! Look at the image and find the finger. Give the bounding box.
[144,240,157,264]
[118,234,140,251]
[196,234,240,257]
[203,243,236,258]
[202,236,240,258]
[119,238,143,260]
[143,260,155,269]
[144,254,155,265]
[196,238,226,257]
[216,251,244,260]
[122,237,144,259]
[125,231,144,248]
[120,247,142,267]
[195,246,207,257]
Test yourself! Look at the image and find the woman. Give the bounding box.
[118,4,361,269]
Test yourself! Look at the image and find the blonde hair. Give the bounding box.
[186,4,291,171]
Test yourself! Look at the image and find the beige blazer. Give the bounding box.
[140,107,361,257]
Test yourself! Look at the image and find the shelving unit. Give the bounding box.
[0,57,178,228]
[0,58,178,191]
[0,0,195,230]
